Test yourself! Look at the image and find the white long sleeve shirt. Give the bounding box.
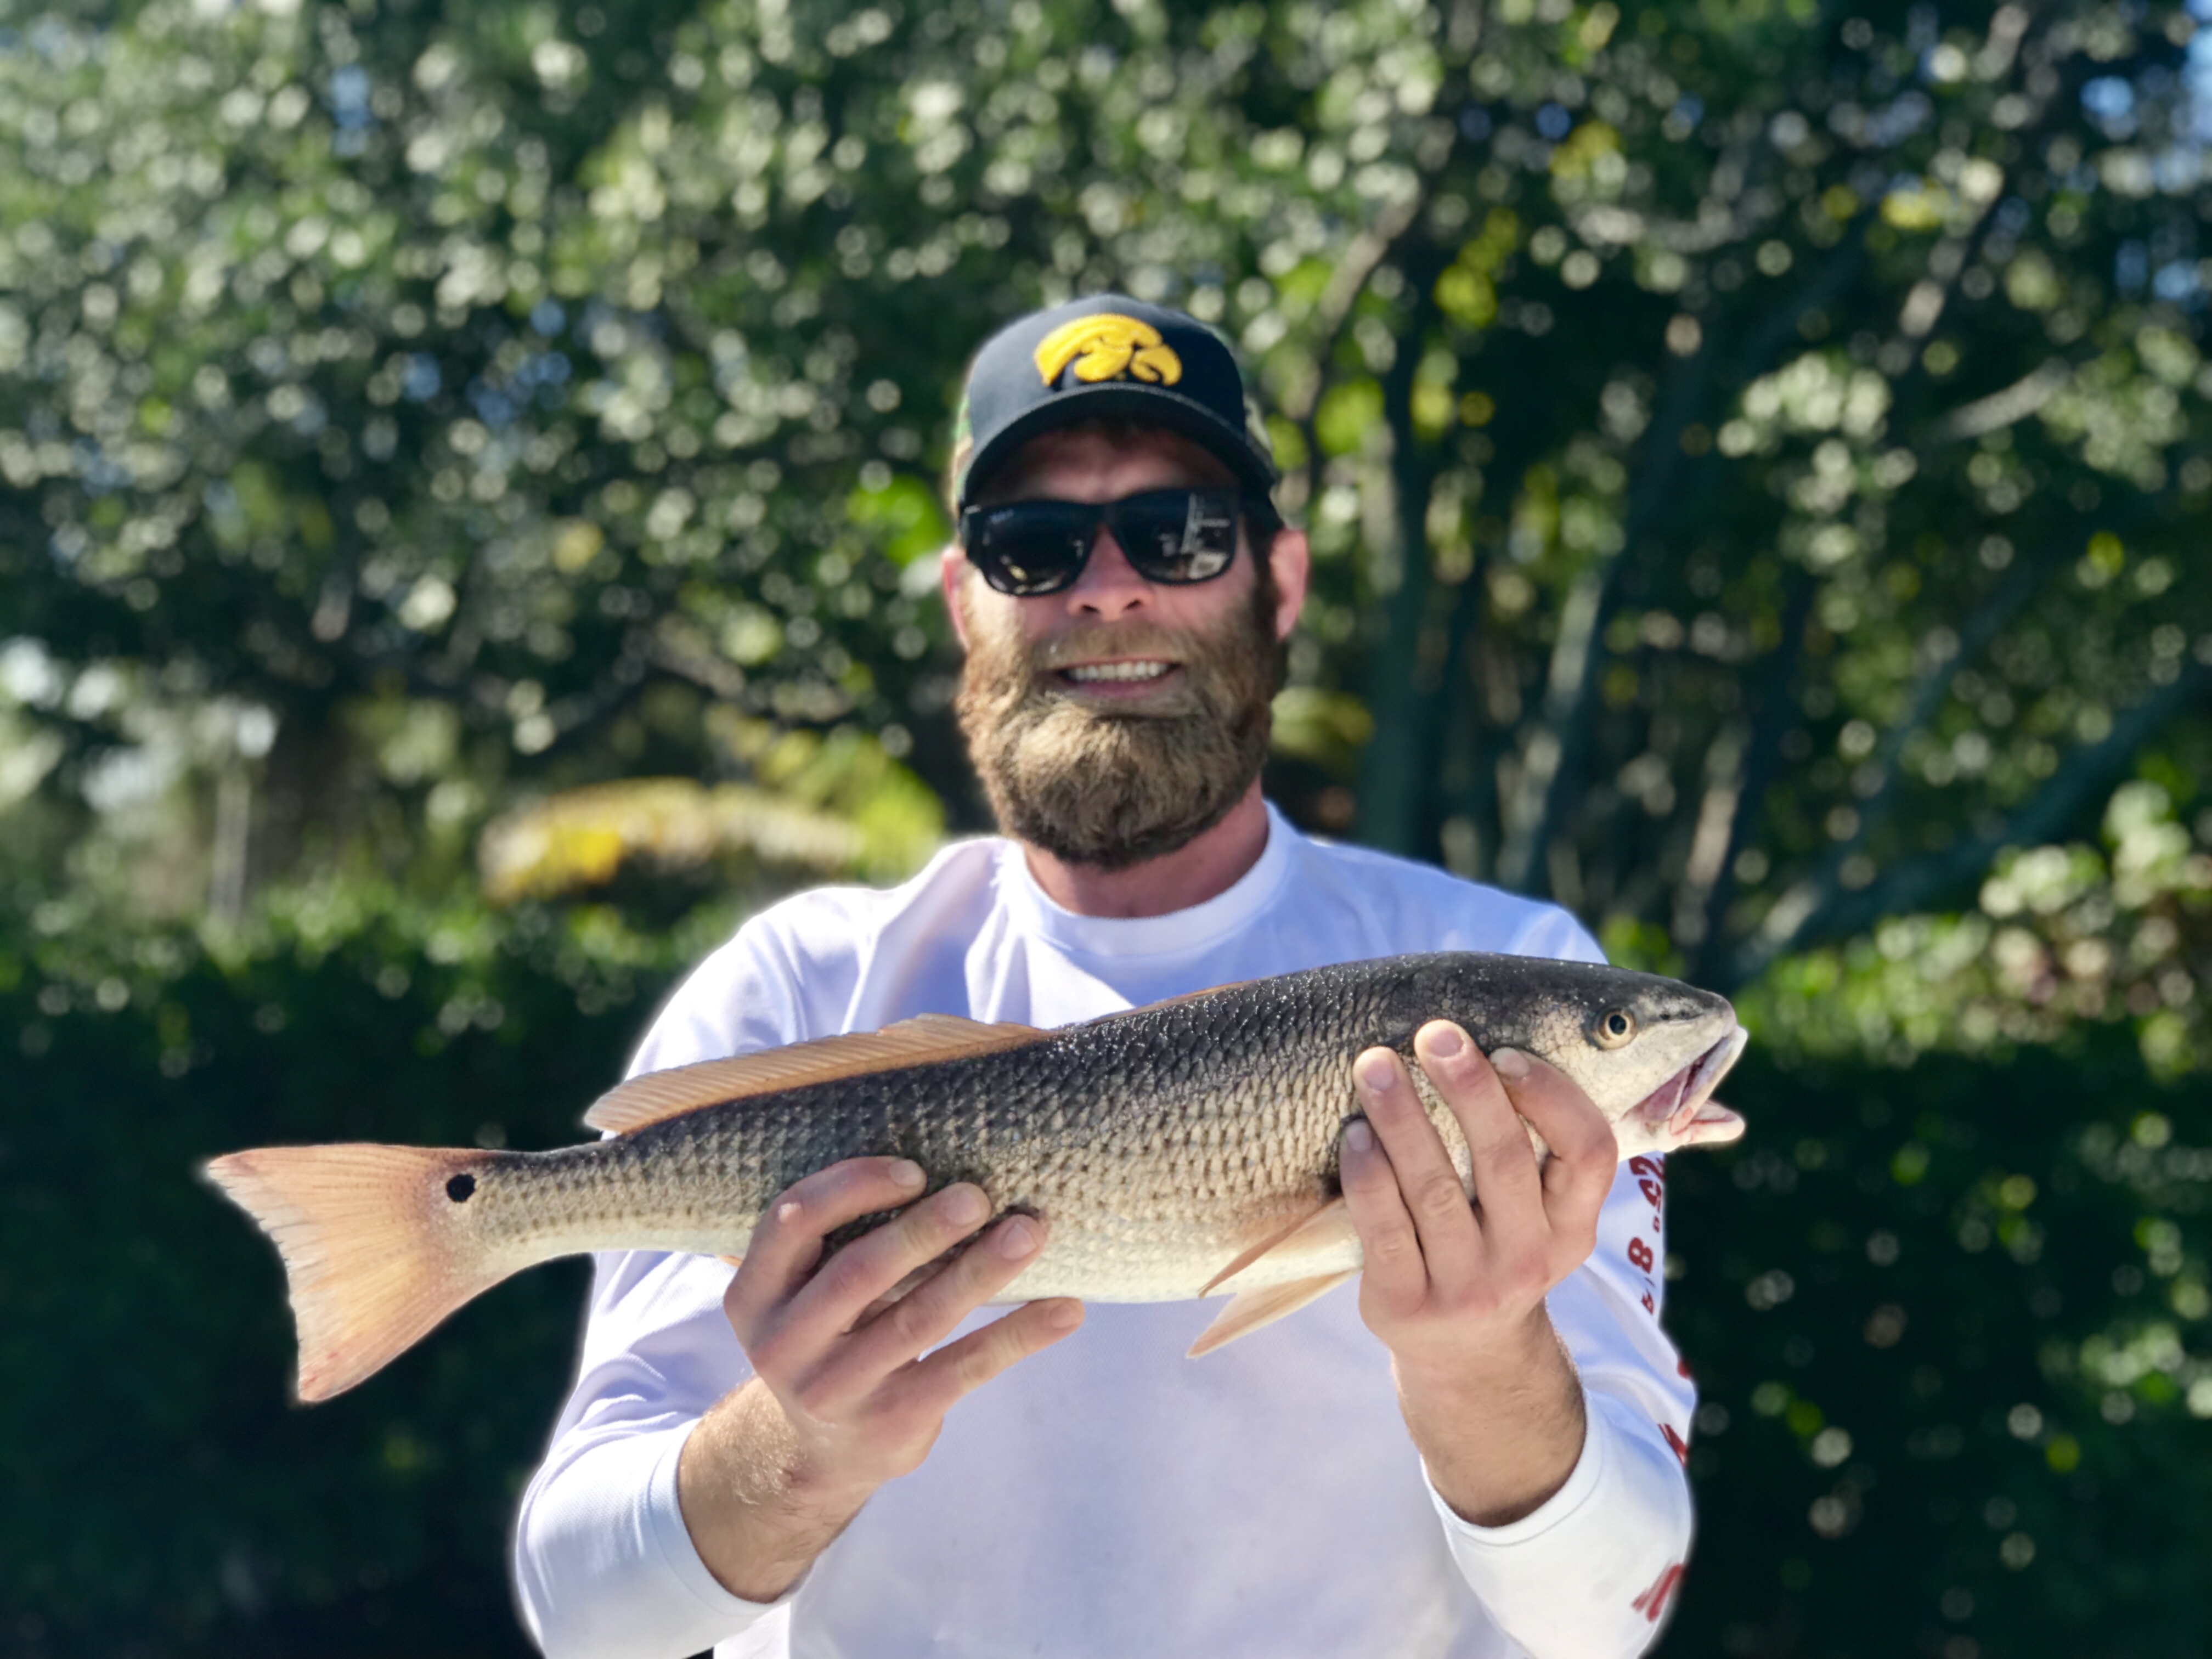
[514,804,1697,1659]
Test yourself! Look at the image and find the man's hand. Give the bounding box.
[677,1157,1084,1602]
[1341,1020,1619,1527]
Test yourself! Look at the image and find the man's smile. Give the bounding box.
[1055,658,1181,693]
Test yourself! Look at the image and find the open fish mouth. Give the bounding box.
[1632,1024,1749,1144]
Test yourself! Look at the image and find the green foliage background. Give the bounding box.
[3,0,2210,1652]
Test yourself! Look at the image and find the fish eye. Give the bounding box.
[1594,1008,1637,1049]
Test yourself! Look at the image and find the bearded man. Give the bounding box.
[515,297,1697,1659]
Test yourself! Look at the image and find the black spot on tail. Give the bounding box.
[446,1173,476,1203]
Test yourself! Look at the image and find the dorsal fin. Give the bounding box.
[1093,978,1254,1023]
[583,1014,1048,1135]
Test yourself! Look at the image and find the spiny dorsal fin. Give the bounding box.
[1093,978,1254,1023]
[583,1014,1047,1135]
[1200,1197,1357,1297]
[1187,1270,1356,1358]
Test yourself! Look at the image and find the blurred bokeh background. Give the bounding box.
[3,0,2210,1652]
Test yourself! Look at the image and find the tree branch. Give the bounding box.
[1799,539,2065,875]
[1355,249,1452,855]
[1282,85,1482,514]
[1927,356,2074,444]
[1768,482,2177,961]
[1491,212,1869,896]
[1681,568,1815,979]
[1280,212,1425,522]
[1725,661,2211,985]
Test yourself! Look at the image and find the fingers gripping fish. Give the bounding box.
[205,952,1748,1402]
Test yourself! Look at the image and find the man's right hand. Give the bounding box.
[676,1156,1084,1603]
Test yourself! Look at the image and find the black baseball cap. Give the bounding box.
[950,294,1280,511]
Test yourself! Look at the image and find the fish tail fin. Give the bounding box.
[204,1144,515,1403]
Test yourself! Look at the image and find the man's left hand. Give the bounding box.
[1341,1020,1620,1526]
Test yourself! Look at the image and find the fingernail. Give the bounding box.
[997,1216,1041,1259]
[889,1159,926,1190]
[1357,1052,1397,1092]
[1491,1047,1530,1079]
[945,1186,989,1226]
[1344,1119,1375,1154]
[1046,1299,1083,1329]
[1426,1024,1464,1058]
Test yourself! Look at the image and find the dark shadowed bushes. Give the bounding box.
[1668,1034,2212,1659]
[8,888,2212,1656]
[2,891,704,1657]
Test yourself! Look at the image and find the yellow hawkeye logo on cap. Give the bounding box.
[1033,315,1183,388]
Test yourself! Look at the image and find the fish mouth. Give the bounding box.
[1632,1024,1749,1144]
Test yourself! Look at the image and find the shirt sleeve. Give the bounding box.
[512,923,819,1659]
[1417,905,1698,1655]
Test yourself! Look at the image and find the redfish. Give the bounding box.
[207,952,1746,1401]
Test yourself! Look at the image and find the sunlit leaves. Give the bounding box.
[0,0,2205,968]
[1746,779,2212,1079]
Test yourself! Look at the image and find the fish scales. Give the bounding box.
[460,958,1553,1302]
[205,952,1751,1400]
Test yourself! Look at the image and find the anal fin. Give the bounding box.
[1187,1271,1356,1358]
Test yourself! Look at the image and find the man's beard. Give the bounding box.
[955,576,1280,873]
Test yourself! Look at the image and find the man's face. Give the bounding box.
[943,426,1311,870]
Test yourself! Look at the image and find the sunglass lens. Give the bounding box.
[1113,489,1238,583]
[966,504,1092,595]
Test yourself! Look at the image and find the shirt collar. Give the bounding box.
[996,800,1296,961]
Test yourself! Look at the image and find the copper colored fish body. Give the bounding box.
[206,952,1747,1401]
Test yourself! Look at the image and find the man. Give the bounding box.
[515,296,1695,1658]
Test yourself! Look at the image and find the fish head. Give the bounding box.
[1406,956,1748,1160]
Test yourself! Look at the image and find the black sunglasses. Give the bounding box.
[957,487,1261,597]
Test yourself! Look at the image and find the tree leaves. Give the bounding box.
[0,4,2208,1645]
[3,0,2205,950]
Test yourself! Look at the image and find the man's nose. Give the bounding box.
[1063,527,1151,619]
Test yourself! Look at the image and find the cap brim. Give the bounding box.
[960,383,1278,508]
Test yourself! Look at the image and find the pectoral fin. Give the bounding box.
[1187,1271,1356,1358]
